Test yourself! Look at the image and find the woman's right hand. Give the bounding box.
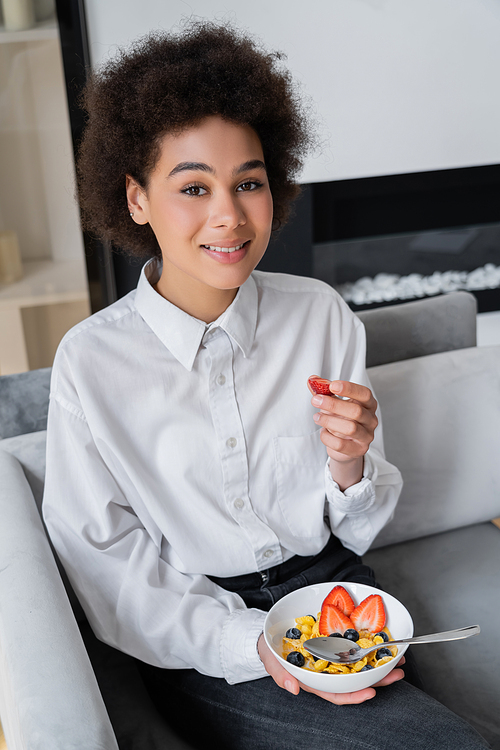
[257,633,405,705]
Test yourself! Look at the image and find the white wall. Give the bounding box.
[83,0,500,185]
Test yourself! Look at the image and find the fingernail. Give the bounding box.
[313,412,321,422]
[330,381,341,392]
[311,395,323,406]
[284,680,295,694]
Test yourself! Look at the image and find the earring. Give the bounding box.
[129,212,134,217]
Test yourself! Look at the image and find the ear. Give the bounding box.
[126,175,150,225]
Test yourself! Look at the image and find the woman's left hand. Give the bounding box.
[309,378,378,490]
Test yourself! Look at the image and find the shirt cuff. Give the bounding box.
[219,608,268,684]
[325,452,377,515]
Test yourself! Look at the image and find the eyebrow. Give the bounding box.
[168,159,267,178]
[233,160,267,176]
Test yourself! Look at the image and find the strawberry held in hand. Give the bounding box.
[308,376,332,396]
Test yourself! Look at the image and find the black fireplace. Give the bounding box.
[310,166,500,314]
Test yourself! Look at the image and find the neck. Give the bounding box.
[154,270,238,323]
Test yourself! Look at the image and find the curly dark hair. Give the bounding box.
[76,20,313,259]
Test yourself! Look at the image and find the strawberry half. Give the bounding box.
[350,594,386,634]
[322,585,355,617]
[319,603,353,637]
[308,377,332,395]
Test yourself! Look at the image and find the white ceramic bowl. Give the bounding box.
[264,581,413,693]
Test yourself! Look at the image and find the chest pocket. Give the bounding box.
[273,429,327,538]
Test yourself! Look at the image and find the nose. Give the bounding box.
[209,190,246,229]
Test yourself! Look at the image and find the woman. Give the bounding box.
[42,20,489,749]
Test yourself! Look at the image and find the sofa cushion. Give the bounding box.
[368,345,500,548]
[364,522,500,749]
[357,290,477,367]
[0,367,51,439]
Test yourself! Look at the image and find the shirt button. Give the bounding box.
[217,374,226,386]
[226,437,237,448]
[263,549,274,559]
[234,498,244,509]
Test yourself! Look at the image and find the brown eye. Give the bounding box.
[183,184,207,196]
[237,180,262,192]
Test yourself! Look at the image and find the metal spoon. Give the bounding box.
[303,624,480,664]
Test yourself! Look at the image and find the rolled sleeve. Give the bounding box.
[220,609,268,684]
[325,449,402,555]
[325,452,377,515]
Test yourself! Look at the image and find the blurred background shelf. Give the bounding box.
[0,15,57,43]
[0,4,90,376]
[0,259,90,375]
[0,259,88,307]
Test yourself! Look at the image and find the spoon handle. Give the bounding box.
[390,624,480,647]
[303,625,480,663]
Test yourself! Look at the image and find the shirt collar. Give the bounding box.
[134,259,258,371]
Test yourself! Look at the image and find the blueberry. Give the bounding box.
[285,627,301,639]
[360,664,374,672]
[328,632,342,638]
[374,631,389,642]
[343,629,360,642]
[376,647,392,660]
[286,651,305,667]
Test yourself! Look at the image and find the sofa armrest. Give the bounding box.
[0,449,118,750]
[369,345,500,548]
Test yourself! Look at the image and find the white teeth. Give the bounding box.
[204,243,245,253]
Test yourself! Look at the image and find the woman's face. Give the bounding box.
[127,116,274,319]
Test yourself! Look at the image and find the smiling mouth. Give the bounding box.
[202,242,248,254]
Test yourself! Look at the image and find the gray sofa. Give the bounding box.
[0,290,499,749]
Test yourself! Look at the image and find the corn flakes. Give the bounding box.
[282,612,397,674]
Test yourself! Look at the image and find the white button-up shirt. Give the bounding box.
[42,260,402,684]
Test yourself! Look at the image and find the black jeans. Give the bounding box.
[139,536,489,750]
[209,532,379,606]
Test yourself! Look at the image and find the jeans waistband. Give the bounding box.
[208,534,345,593]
